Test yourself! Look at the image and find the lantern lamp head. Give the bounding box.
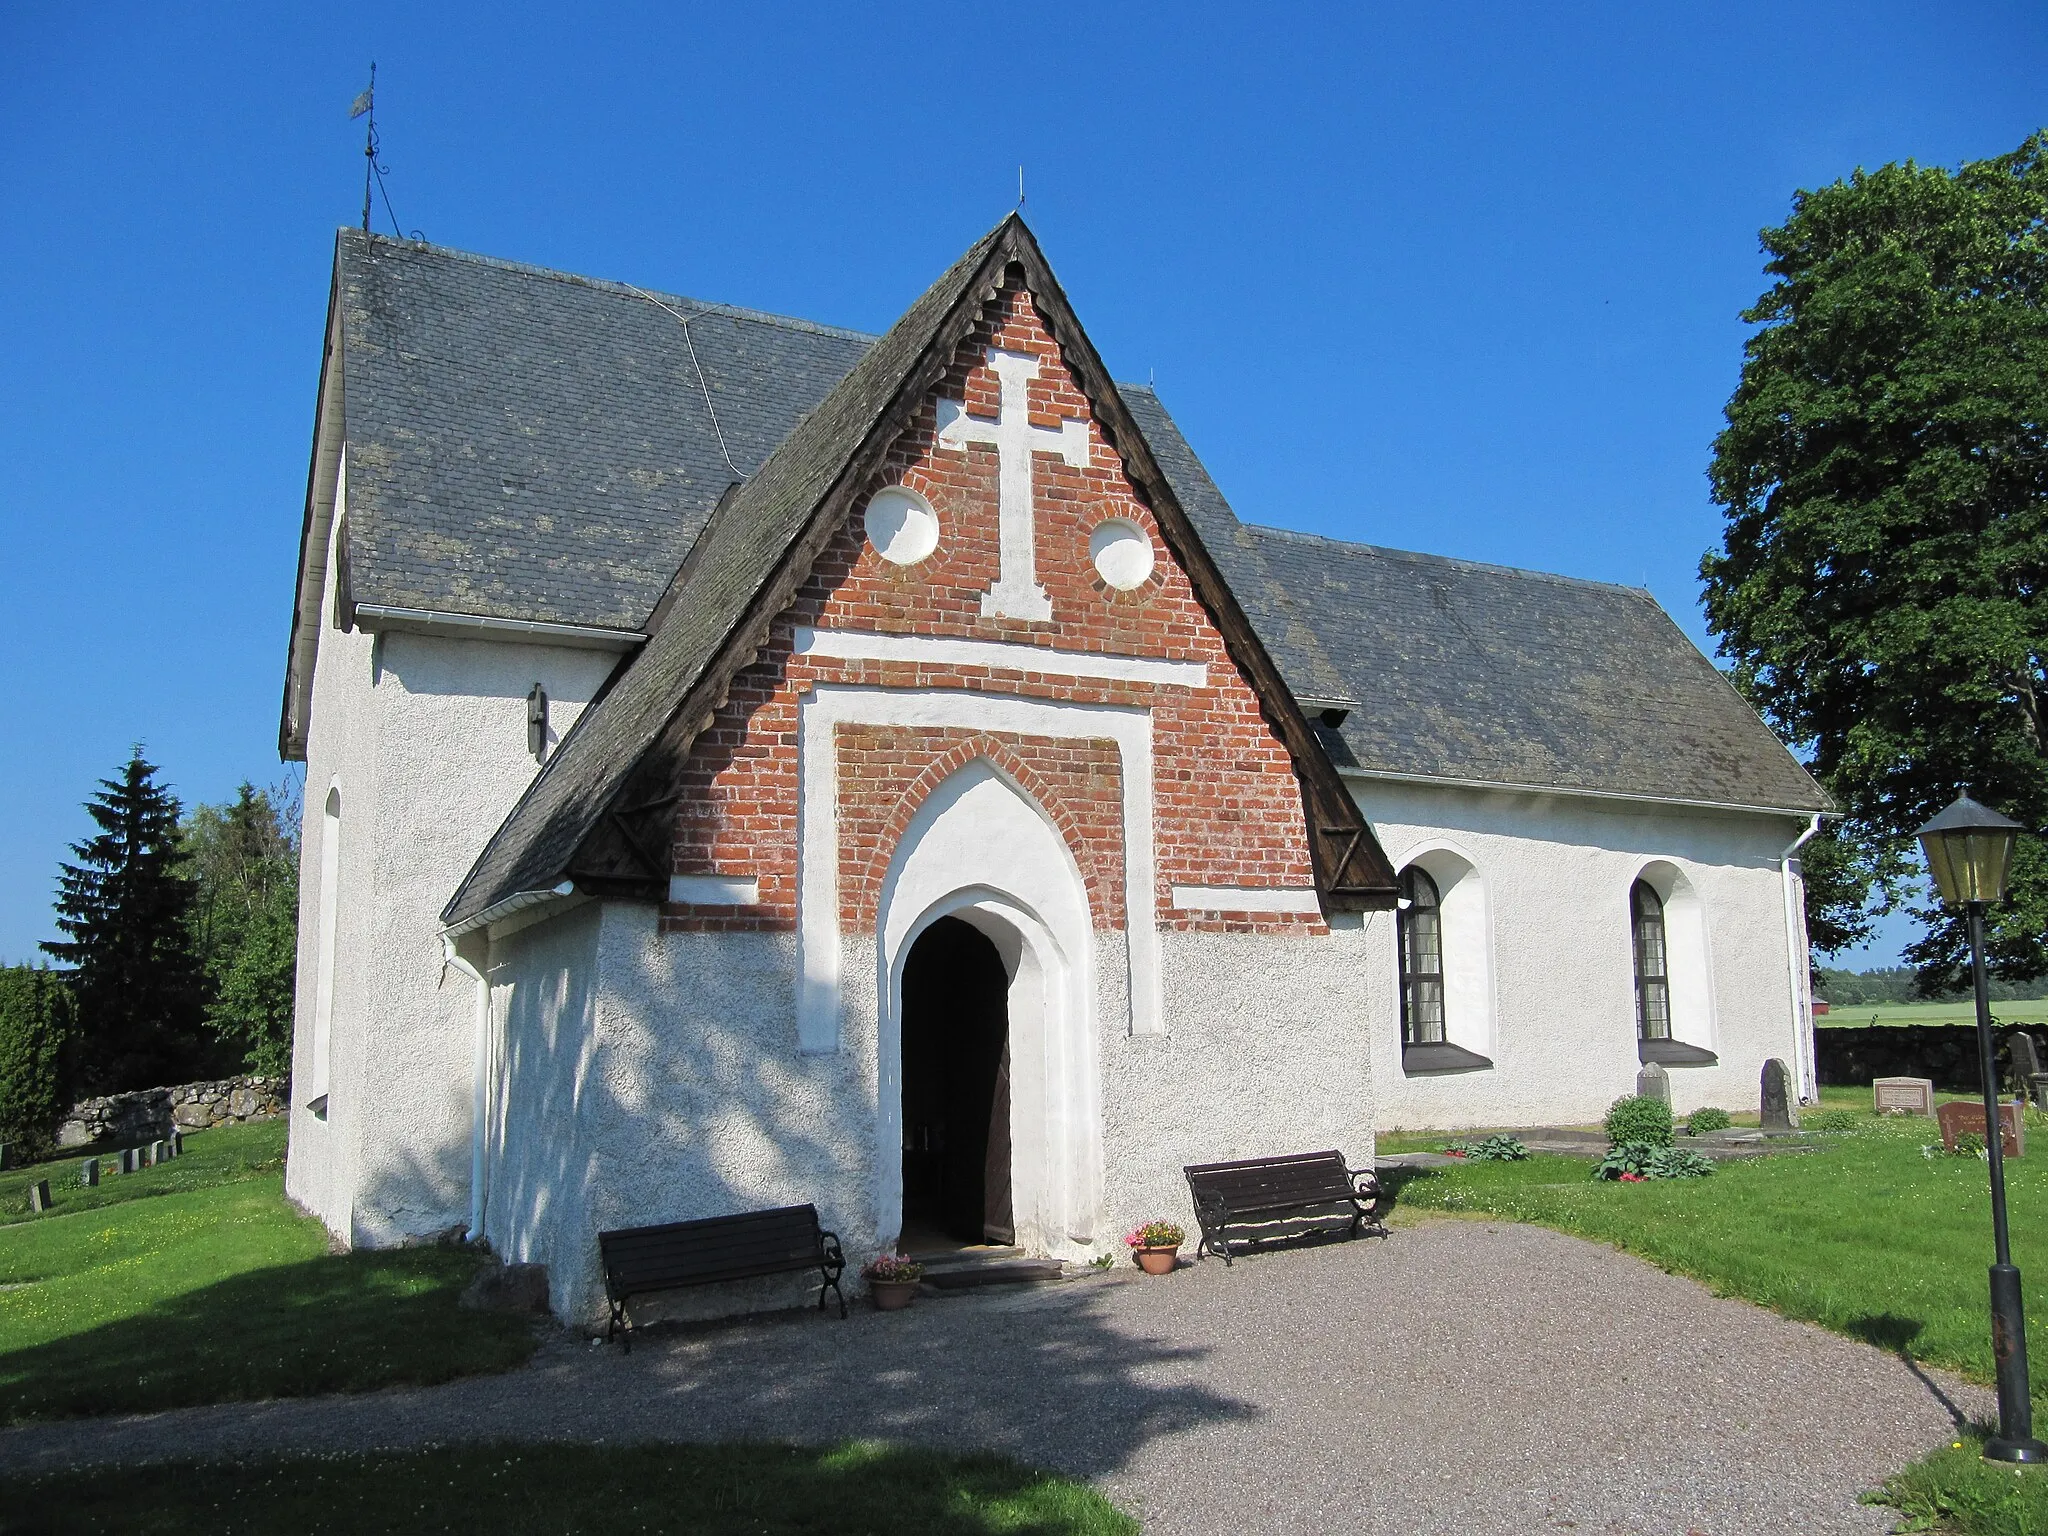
[1915,793,2024,906]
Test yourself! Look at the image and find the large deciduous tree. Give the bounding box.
[185,782,300,1077]
[40,751,212,1092]
[1702,131,2048,989]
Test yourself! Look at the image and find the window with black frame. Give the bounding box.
[1631,880,1672,1042]
[1398,866,1446,1046]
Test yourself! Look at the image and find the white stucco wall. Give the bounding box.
[486,900,1376,1327]
[1101,923,1382,1243]
[284,503,621,1246]
[481,899,601,1283]
[1353,777,1809,1130]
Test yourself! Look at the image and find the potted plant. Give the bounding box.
[1125,1220,1185,1275]
[862,1254,924,1310]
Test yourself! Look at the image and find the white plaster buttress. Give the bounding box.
[936,349,1091,621]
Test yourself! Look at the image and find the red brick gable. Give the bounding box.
[662,277,1323,938]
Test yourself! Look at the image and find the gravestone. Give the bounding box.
[167,1130,182,1157]
[1761,1058,1798,1132]
[118,1147,138,1175]
[1938,1099,2024,1157]
[27,1180,52,1214]
[2012,1033,2048,1110]
[146,1140,162,1166]
[79,1157,99,1187]
[1874,1076,1936,1116]
[1636,1061,1671,1105]
[0,1143,11,1171]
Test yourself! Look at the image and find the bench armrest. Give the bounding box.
[817,1228,845,1269]
[1349,1168,1391,1221]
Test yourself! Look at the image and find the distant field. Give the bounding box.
[1816,997,2048,1028]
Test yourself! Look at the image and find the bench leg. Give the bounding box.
[608,1297,632,1354]
[818,1267,847,1319]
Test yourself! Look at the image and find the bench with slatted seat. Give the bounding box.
[1183,1149,1389,1265]
[598,1203,846,1349]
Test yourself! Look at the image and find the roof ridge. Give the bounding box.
[343,228,881,344]
[1245,521,1653,599]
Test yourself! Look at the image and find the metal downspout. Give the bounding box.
[1780,813,1824,1103]
[443,935,492,1242]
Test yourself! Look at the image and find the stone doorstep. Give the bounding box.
[913,1248,1069,1292]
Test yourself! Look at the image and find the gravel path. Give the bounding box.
[0,1219,1986,1534]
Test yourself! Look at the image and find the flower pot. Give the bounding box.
[1134,1245,1179,1275]
[869,1279,919,1310]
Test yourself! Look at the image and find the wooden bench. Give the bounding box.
[1183,1149,1389,1265]
[598,1203,846,1349]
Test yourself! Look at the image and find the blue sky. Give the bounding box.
[2,2,2042,968]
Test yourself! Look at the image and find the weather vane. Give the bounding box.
[350,63,407,238]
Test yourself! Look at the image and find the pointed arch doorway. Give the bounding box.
[876,759,1104,1260]
[900,916,1014,1247]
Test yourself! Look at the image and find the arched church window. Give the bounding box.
[1631,879,1672,1042]
[1398,866,1446,1046]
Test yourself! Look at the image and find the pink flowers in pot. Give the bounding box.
[861,1254,925,1284]
[1125,1220,1186,1250]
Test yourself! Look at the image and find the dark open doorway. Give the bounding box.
[900,916,1014,1249]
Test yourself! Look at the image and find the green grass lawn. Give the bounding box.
[0,1121,535,1423]
[0,1119,291,1227]
[1820,998,2048,1028]
[0,1442,1136,1535]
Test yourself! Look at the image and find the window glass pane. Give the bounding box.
[1399,867,1446,1048]
[1631,881,1671,1041]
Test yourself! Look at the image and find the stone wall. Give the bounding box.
[1815,1024,2044,1092]
[56,1076,287,1149]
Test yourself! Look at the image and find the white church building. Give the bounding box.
[280,217,1828,1323]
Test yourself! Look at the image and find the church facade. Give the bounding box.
[280,218,1827,1323]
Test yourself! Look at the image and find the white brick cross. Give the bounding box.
[936,348,1091,621]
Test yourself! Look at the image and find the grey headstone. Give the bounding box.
[79,1157,99,1187]
[167,1130,182,1157]
[1874,1076,1936,1116]
[27,1179,52,1214]
[0,1143,11,1171]
[1761,1058,1798,1131]
[119,1147,138,1174]
[146,1140,162,1166]
[1636,1061,1671,1105]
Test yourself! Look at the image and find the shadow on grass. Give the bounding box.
[0,1247,536,1424]
[0,1441,1138,1536]
[0,1440,1136,1535]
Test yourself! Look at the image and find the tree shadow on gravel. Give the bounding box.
[1846,1312,1971,1429]
[597,1280,1262,1484]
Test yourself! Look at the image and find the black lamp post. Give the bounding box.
[1916,792,2046,1464]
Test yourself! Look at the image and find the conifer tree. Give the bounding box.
[41,750,210,1092]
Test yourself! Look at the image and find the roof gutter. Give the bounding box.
[440,880,577,940]
[1335,764,1828,821]
[353,605,647,652]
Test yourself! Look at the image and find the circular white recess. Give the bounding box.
[1089,518,1155,591]
[863,487,940,566]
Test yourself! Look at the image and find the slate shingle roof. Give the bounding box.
[334,230,873,630]
[439,223,1014,928]
[290,227,1824,930]
[1124,389,1826,814]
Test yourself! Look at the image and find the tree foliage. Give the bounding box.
[0,966,74,1156]
[185,782,300,1076]
[40,751,212,1093]
[1702,130,2048,990]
